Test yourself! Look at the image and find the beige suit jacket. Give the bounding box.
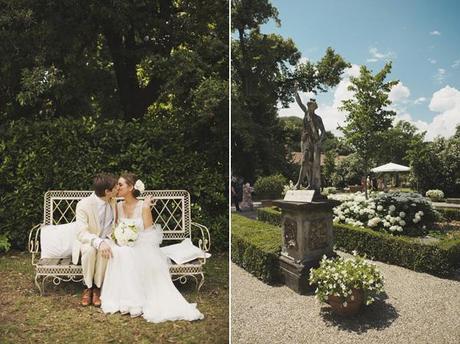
[72,193,117,265]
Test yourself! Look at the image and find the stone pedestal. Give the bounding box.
[273,198,339,294]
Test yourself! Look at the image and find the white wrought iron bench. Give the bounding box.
[28,190,211,295]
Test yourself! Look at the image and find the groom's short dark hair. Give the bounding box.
[93,173,118,197]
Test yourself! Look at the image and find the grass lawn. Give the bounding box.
[0,251,228,344]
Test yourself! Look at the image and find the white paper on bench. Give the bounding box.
[160,238,211,265]
[40,222,79,259]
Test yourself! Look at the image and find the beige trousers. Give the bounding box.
[80,243,108,288]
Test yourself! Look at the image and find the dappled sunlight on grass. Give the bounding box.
[0,251,228,343]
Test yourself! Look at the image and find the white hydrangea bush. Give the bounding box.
[425,189,444,201]
[329,191,437,236]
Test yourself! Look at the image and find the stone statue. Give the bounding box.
[294,92,325,192]
[240,183,254,211]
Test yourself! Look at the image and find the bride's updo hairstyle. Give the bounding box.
[121,172,141,198]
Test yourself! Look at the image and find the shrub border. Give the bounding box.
[256,207,460,277]
[231,214,282,284]
[435,207,460,221]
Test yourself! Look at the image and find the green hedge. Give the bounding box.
[436,207,460,221]
[256,207,460,277]
[231,214,282,283]
[253,174,287,200]
[334,223,460,277]
[0,116,228,252]
[257,207,282,227]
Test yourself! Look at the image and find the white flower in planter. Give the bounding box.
[399,212,406,218]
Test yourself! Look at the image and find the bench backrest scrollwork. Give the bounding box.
[43,190,191,240]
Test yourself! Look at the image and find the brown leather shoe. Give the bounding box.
[92,287,101,307]
[81,288,92,306]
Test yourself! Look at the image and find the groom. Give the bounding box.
[73,173,118,306]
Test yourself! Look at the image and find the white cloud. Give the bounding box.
[394,86,460,141]
[428,58,437,64]
[414,97,427,104]
[452,59,460,69]
[429,30,441,36]
[434,68,447,83]
[366,47,396,63]
[389,82,410,103]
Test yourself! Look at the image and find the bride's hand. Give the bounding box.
[143,195,157,208]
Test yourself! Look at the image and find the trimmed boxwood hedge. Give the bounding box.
[256,207,460,277]
[231,214,282,283]
[436,207,460,221]
[334,223,460,277]
[257,207,282,227]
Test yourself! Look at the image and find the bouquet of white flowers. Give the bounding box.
[111,221,139,247]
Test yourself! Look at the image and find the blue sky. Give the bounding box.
[262,0,460,139]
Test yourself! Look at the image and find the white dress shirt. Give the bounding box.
[92,193,114,249]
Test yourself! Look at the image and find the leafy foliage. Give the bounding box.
[0,114,228,251]
[334,223,460,277]
[253,174,287,199]
[231,214,282,283]
[340,63,398,197]
[410,132,460,196]
[231,0,348,181]
[249,208,460,278]
[332,153,365,188]
[0,0,228,120]
[256,207,282,227]
[379,120,425,166]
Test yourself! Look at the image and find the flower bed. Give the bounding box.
[256,207,460,277]
[231,214,282,283]
[330,192,438,236]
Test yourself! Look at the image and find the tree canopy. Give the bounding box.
[231,0,348,181]
[339,63,398,197]
[1,0,228,120]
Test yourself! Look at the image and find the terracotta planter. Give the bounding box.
[326,289,364,316]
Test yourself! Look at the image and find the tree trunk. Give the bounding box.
[103,27,161,119]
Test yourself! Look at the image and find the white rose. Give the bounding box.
[389,205,396,212]
[377,205,383,211]
[399,212,406,218]
[134,179,145,193]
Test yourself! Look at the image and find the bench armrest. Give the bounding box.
[191,222,211,264]
[28,223,42,266]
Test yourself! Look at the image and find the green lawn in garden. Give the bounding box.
[0,251,228,344]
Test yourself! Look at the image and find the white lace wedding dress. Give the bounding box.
[101,201,204,323]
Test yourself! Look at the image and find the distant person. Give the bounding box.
[231,176,242,212]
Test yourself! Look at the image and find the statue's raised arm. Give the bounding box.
[294,90,307,114]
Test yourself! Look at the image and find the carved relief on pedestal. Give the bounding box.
[308,219,329,250]
[283,218,298,249]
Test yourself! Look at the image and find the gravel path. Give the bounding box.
[231,254,460,344]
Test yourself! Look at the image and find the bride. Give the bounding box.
[100,172,204,323]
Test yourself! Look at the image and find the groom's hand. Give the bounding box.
[99,241,113,259]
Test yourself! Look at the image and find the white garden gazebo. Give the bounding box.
[371,162,411,189]
[371,162,410,173]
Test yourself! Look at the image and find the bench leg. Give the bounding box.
[197,273,205,293]
[35,274,44,296]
